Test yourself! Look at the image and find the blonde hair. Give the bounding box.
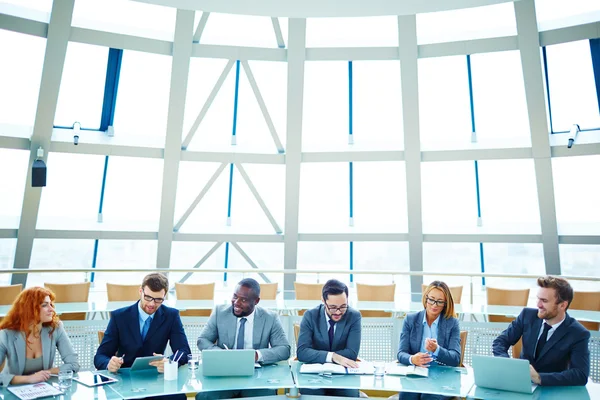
[422,281,455,319]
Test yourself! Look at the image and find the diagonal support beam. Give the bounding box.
[230,242,271,283]
[182,59,236,149]
[174,162,228,231]
[193,11,210,43]
[234,163,282,234]
[271,17,285,48]
[178,241,224,283]
[240,60,285,153]
[12,0,75,286]
[156,9,195,270]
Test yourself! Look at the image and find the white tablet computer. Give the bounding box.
[130,355,164,372]
[73,371,118,387]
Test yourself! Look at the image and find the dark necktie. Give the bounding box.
[328,319,335,350]
[535,322,552,359]
[237,317,247,350]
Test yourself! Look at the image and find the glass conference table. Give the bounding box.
[2,299,599,322]
[468,381,600,399]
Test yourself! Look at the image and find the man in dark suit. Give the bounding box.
[492,276,590,386]
[95,273,191,400]
[297,279,362,398]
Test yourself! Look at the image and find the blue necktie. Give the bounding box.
[141,317,152,341]
[237,318,247,350]
[328,319,335,350]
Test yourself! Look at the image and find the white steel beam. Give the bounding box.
[11,0,75,286]
[193,11,210,43]
[181,151,285,164]
[283,18,306,299]
[234,163,282,233]
[398,14,424,301]
[240,60,285,152]
[230,242,271,282]
[174,233,283,242]
[156,9,195,269]
[173,162,228,231]
[182,59,235,149]
[515,0,561,275]
[271,17,285,48]
[178,241,223,282]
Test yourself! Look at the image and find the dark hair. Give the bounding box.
[322,279,348,300]
[238,278,261,298]
[537,276,573,309]
[142,273,169,293]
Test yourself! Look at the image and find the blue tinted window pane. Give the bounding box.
[0,149,29,228]
[55,42,108,129]
[297,242,349,284]
[546,40,600,132]
[28,239,94,287]
[0,239,17,285]
[299,163,347,232]
[93,240,157,287]
[0,30,45,126]
[559,245,600,291]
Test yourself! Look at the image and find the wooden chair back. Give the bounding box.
[486,287,530,323]
[260,283,278,300]
[570,291,600,331]
[459,330,468,367]
[107,283,140,301]
[294,282,323,316]
[44,282,91,320]
[357,283,395,317]
[421,284,464,305]
[0,284,22,306]
[175,282,215,317]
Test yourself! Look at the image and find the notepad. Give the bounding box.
[300,362,374,375]
[386,364,429,378]
[8,382,63,399]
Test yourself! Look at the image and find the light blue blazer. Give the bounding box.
[397,310,461,367]
[0,322,80,386]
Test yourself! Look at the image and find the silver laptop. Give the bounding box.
[472,355,537,394]
[201,349,255,377]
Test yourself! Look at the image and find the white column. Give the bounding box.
[156,9,195,270]
[12,0,75,286]
[398,15,424,300]
[514,0,560,275]
[283,18,307,299]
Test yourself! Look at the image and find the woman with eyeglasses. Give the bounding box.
[396,281,461,400]
[0,287,80,386]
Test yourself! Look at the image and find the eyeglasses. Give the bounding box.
[325,302,348,313]
[425,297,446,307]
[143,292,165,304]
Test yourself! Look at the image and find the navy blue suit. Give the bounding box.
[492,308,590,386]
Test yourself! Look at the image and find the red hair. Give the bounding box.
[0,287,60,336]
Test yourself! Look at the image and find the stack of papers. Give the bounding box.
[300,362,374,375]
[8,382,63,399]
[386,365,429,378]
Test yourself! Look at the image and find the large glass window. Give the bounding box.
[201,14,285,48]
[0,149,29,228]
[553,155,600,235]
[297,242,349,284]
[299,163,347,232]
[0,30,45,127]
[418,56,471,149]
[54,42,108,129]
[93,240,157,288]
[353,242,409,301]
[225,243,284,294]
[0,239,17,286]
[170,241,226,290]
[535,0,600,25]
[546,40,600,132]
[112,51,172,143]
[28,239,94,287]
[306,17,398,47]
[559,244,600,291]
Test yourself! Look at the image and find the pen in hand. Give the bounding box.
[223,344,229,350]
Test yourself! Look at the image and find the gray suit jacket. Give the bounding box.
[297,304,361,364]
[197,305,290,364]
[0,322,80,386]
[397,310,461,367]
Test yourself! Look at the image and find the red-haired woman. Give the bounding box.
[0,287,79,386]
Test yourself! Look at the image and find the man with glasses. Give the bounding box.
[493,276,590,386]
[196,278,290,399]
[95,273,191,399]
[297,279,362,397]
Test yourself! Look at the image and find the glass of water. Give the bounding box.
[58,370,73,389]
[373,361,385,378]
[187,354,198,370]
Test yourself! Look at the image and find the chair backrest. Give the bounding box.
[259,282,278,300]
[294,282,323,316]
[98,330,105,345]
[570,290,600,331]
[0,284,22,306]
[459,330,468,367]
[357,283,396,318]
[106,283,141,301]
[175,282,215,317]
[421,284,464,305]
[293,322,300,345]
[512,337,523,359]
[486,287,530,323]
[44,282,91,321]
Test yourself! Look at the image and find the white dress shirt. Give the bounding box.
[233,309,263,361]
[536,316,565,343]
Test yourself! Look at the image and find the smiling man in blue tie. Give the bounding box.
[297,279,362,398]
[492,276,590,386]
[196,278,290,399]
